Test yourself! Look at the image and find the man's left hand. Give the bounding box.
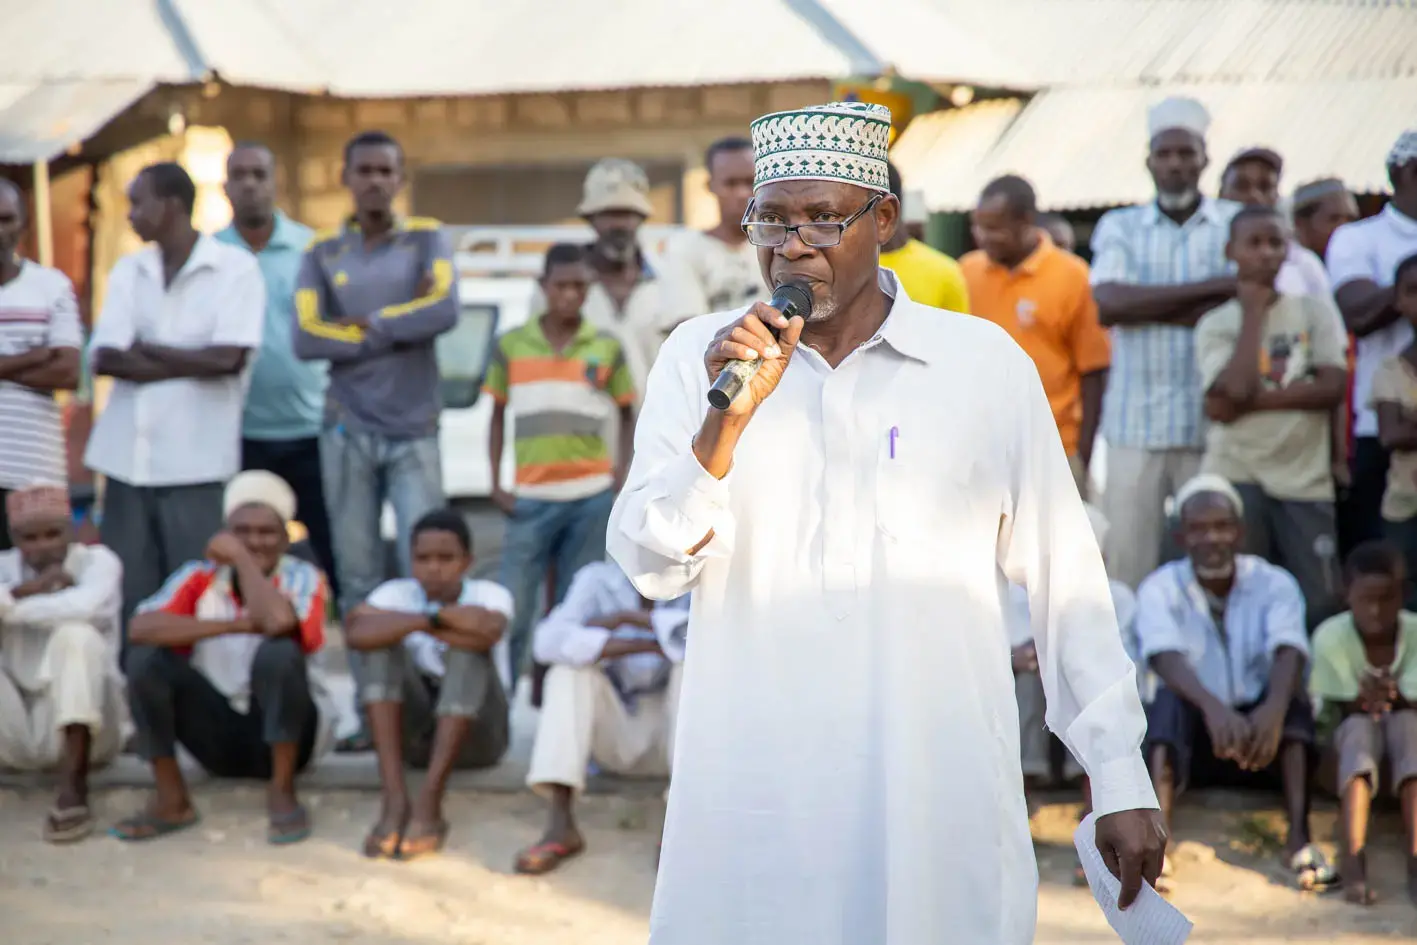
[1094,809,1167,909]
[1241,699,1287,771]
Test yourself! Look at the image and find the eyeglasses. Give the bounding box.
[741,194,883,248]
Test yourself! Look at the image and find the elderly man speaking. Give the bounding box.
[610,101,1164,945]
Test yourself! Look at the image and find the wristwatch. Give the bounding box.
[426,603,443,630]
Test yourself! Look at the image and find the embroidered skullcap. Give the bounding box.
[1147,96,1210,142]
[5,482,70,527]
[1388,129,1417,169]
[1291,177,1349,213]
[223,470,297,523]
[1174,474,1244,519]
[750,101,893,194]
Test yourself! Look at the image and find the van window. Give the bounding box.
[437,303,499,409]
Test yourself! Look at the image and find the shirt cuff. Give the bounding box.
[1087,754,1160,816]
[660,449,733,559]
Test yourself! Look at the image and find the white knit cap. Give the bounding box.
[1147,96,1211,141]
[1389,129,1417,169]
[223,470,297,523]
[750,101,893,194]
[1174,474,1244,518]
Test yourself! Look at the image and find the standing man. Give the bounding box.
[880,161,970,312]
[86,162,265,658]
[1220,147,1334,300]
[1292,178,1360,262]
[962,174,1110,494]
[1039,213,1077,254]
[1089,97,1241,588]
[1326,130,1417,554]
[294,130,458,750]
[0,180,83,548]
[611,101,1163,945]
[217,143,336,597]
[658,137,766,335]
[576,158,663,398]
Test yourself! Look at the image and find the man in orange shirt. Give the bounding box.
[962,176,1110,494]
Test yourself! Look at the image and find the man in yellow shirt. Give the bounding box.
[879,162,970,312]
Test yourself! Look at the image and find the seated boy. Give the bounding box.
[0,483,126,842]
[346,508,510,861]
[115,471,336,845]
[1136,475,1334,889]
[1309,541,1417,905]
[515,559,688,875]
[1196,205,1348,629]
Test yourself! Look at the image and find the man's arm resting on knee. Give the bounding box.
[4,547,122,629]
[344,604,430,650]
[129,612,255,648]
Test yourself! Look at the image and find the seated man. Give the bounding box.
[1136,474,1333,889]
[114,471,336,845]
[1309,541,1417,905]
[515,560,688,875]
[0,483,125,843]
[346,509,510,861]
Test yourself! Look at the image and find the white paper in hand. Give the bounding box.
[1073,812,1193,945]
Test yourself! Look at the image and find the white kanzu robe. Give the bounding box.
[609,271,1158,945]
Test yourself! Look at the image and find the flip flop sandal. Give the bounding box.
[515,839,584,875]
[397,821,449,861]
[1288,844,1340,890]
[336,732,374,754]
[44,805,94,844]
[267,805,312,846]
[109,809,201,843]
[362,823,404,859]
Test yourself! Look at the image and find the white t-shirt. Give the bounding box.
[1327,205,1417,437]
[0,261,83,489]
[656,230,766,333]
[366,576,514,679]
[84,236,265,486]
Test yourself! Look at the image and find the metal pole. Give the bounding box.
[32,159,53,267]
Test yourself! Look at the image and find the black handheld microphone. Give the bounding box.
[706,282,813,411]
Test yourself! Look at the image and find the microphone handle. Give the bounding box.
[707,355,762,411]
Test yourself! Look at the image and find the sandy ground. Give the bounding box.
[2,787,1415,944]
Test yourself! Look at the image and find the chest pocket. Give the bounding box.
[874,423,990,551]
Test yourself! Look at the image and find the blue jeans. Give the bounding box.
[320,426,445,719]
[500,489,615,684]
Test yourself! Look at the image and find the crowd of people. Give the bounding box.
[0,90,1415,910]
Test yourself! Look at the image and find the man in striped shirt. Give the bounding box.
[485,244,636,686]
[1090,96,1241,588]
[0,181,83,548]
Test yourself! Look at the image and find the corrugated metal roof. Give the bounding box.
[890,98,1024,197]
[912,78,1417,212]
[0,79,154,163]
[929,0,1417,86]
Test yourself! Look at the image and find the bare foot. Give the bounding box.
[1341,851,1377,905]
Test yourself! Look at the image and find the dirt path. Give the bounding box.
[2,788,1414,943]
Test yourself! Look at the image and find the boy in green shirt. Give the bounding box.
[1310,541,1417,905]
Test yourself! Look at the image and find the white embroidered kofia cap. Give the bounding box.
[750,101,893,194]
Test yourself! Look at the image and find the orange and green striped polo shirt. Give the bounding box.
[482,317,636,501]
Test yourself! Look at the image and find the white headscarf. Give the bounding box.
[223,470,297,523]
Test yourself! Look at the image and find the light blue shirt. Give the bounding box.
[1089,197,1240,450]
[1134,554,1309,706]
[216,213,327,440]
